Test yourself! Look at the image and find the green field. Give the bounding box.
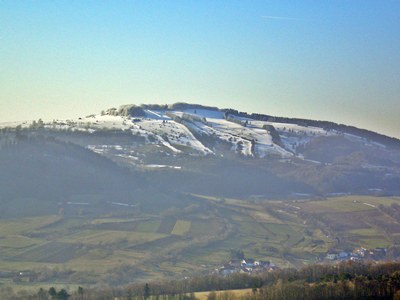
[0,195,400,288]
[136,219,161,232]
[195,288,253,300]
[171,220,191,235]
[60,229,166,245]
[298,196,400,213]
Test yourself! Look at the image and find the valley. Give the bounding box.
[0,194,400,289]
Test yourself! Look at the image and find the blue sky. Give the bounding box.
[0,1,399,138]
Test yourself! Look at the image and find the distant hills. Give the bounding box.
[0,102,399,215]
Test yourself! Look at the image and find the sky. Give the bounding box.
[0,1,399,138]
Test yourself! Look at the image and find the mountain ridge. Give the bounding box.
[103,102,399,148]
[1,102,400,201]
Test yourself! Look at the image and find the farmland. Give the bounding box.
[194,288,254,300]
[0,195,400,288]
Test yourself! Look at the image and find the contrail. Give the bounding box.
[262,15,303,21]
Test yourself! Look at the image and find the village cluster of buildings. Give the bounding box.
[216,258,278,276]
[325,247,387,262]
[214,247,389,276]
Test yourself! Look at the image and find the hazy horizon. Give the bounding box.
[1,1,399,138]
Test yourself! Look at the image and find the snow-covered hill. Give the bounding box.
[0,103,398,167]
[1,103,400,198]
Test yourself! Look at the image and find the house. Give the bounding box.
[354,247,367,257]
[240,267,251,274]
[255,260,270,268]
[338,252,349,259]
[326,253,337,260]
[219,257,279,275]
[241,258,255,268]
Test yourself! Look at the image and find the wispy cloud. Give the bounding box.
[262,15,304,21]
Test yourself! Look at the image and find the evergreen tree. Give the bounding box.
[48,287,57,299]
[144,283,150,300]
[57,289,70,299]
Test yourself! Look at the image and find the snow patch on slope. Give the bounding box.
[136,117,212,155]
[174,110,293,157]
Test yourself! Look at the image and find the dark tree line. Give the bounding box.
[6,261,400,299]
[222,109,400,149]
